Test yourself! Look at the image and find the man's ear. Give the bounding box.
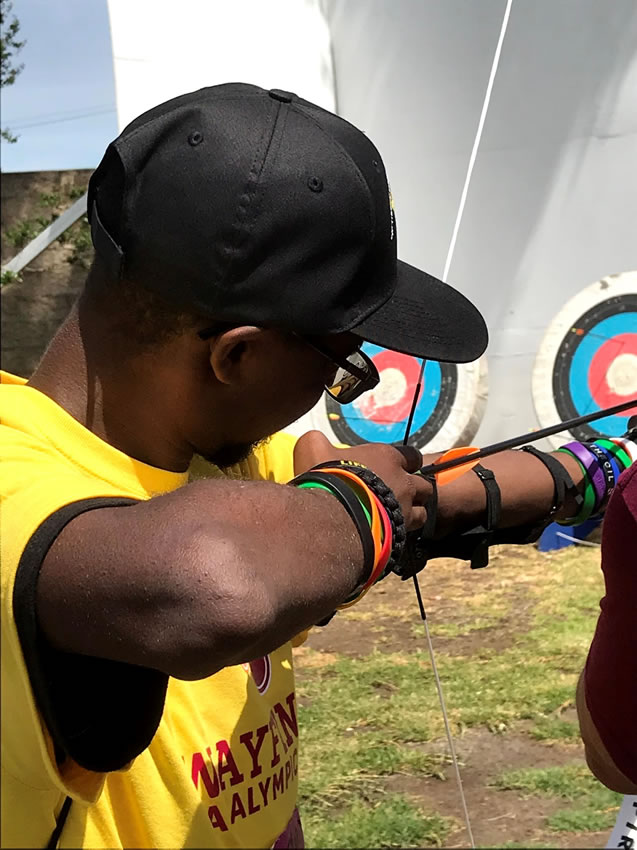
[207,326,264,385]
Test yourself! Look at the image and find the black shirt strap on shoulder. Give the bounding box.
[13,497,169,774]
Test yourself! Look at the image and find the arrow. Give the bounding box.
[421,396,637,485]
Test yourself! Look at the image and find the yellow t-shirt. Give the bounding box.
[0,371,303,849]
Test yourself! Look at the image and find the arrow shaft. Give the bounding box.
[420,397,637,477]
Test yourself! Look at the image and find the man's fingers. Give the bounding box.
[293,436,433,534]
[412,471,434,506]
[406,505,428,531]
[394,444,423,473]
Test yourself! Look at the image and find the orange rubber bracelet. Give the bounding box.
[338,493,393,609]
[367,494,392,584]
[338,506,392,610]
[320,467,383,563]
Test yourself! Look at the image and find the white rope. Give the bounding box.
[555,532,600,547]
[442,0,513,283]
[422,3,514,847]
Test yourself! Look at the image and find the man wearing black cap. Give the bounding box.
[0,84,599,849]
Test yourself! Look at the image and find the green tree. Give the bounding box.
[1,0,25,143]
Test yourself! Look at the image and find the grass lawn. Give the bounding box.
[293,544,620,848]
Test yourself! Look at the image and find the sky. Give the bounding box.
[1,0,117,172]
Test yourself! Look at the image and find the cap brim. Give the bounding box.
[351,261,488,363]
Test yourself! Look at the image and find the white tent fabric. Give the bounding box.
[323,0,637,445]
[106,0,637,449]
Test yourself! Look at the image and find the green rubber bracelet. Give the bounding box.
[556,448,596,525]
[296,480,372,525]
[594,438,632,472]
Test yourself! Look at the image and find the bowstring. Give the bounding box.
[412,575,476,848]
[403,2,514,846]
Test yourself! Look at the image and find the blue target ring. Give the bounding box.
[569,313,637,433]
[551,293,637,441]
[325,343,457,447]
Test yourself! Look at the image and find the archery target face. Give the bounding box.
[288,343,487,452]
[532,271,637,448]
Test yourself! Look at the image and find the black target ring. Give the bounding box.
[552,293,637,441]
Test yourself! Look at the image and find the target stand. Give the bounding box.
[290,343,488,452]
[532,271,637,448]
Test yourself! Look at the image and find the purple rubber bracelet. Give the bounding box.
[560,441,607,507]
[587,442,615,512]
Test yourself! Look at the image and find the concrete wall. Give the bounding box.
[1,169,94,378]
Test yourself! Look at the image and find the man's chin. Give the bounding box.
[202,437,272,470]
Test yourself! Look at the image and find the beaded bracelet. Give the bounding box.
[312,460,406,569]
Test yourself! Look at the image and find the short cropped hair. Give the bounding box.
[83,257,204,349]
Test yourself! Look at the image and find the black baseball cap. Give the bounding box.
[88,82,487,363]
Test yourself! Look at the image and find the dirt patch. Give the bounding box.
[293,647,340,668]
[302,611,416,657]
[385,728,607,848]
[301,551,540,659]
[296,546,612,848]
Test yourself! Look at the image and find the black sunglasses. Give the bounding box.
[198,324,379,405]
[298,336,379,405]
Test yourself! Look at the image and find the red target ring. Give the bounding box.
[588,333,637,410]
[532,272,637,446]
[356,350,423,424]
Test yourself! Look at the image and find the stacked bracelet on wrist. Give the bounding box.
[556,436,634,525]
[289,460,406,609]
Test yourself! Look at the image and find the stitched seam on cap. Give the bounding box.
[220,102,284,286]
[292,104,375,240]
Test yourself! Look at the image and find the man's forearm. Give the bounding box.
[433,449,585,537]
